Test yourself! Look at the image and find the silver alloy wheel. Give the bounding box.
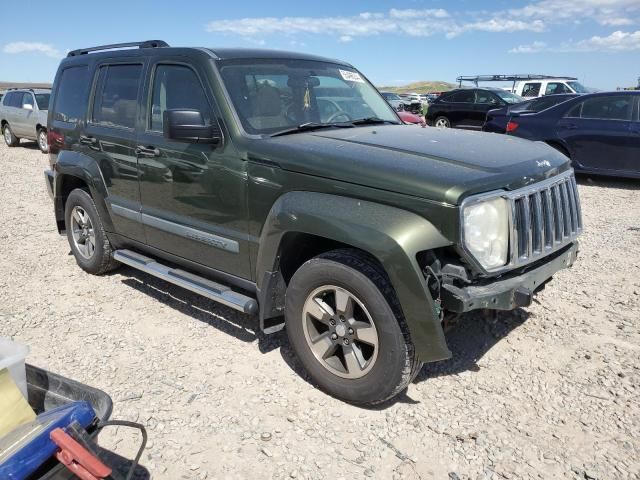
[70,206,96,259]
[435,117,450,128]
[4,127,11,144]
[38,130,47,152]
[302,285,379,379]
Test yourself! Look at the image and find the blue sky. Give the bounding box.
[1,0,639,90]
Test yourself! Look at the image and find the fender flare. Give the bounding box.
[54,150,115,232]
[256,191,454,363]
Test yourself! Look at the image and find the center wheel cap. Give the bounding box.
[335,324,347,337]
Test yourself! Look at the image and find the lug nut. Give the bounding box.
[348,328,354,335]
[343,339,350,345]
[339,315,345,322]
[330,319,336,326]
[331,333,338,340]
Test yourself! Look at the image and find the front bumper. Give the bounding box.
[441,242,578,313]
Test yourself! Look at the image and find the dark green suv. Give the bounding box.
[45,41,582,405]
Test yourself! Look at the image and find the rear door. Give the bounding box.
[627,96,640,175]
[446,90,476,128]
[473,90,502,128]
[557,94,634,173]
[83,61,147,242]
[136,58,251,279]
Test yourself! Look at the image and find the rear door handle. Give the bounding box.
[79,135,97,145]
[135,146,160,157]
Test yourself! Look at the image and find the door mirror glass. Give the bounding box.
[163,109,221,144]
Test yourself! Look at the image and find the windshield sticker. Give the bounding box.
[339,69,364,83]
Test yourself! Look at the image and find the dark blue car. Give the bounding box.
[500,91,640,179]
[483,94,579,134]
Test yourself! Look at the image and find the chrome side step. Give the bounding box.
[113,249,258,315]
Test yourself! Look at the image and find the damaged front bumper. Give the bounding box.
[441,242,579,313]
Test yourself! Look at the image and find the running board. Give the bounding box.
[113,249,258,315]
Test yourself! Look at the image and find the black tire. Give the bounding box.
[434,116,450,128]
[3,123,20,147]
[64,189,119,275]
[285,249,422,405]
[37,128,48,154]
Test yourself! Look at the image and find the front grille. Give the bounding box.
[509,171,582,266]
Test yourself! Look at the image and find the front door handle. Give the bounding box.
[79,135,97,145]
[135,146,160,157]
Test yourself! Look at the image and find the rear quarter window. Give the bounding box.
[53,65,90,123]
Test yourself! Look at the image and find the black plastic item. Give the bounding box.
[67,40,169,57]
[26,364,113,422]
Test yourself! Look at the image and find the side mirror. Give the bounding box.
[163,109,221,144]
[23,103,33,111]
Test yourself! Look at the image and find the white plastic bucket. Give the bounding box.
[0,338,30,400]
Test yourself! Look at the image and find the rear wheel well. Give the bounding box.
[36,123,45,133]
[1,120,7,130]
[57,175,90,231]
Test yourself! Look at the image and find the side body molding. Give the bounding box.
[256,191,454,362]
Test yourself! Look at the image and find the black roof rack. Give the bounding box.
[67,40,169,57]
[457,74,577,87]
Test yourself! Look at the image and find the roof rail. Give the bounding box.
[67,40,169,57]
[457,74,577,87]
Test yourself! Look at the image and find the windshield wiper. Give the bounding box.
[271,122,353,137]
[350,117,400,126]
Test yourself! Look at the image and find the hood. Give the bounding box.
[253,125,570,205]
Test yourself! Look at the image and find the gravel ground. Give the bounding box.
[1,140,639,480]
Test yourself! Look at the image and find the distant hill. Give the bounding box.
[0,81,52,92]
[377,81,456,94]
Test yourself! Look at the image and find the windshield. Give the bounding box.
[35,93,50,110]
[494,90,524,104]
[383,93,401,100]
[567,81,588,93]
[218,59,398,135]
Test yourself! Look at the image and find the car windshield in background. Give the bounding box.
[217,59,399,135]
[495,90,524,104]
[567,81,588,93]
[35,93,50,110]
[383,93,402,100]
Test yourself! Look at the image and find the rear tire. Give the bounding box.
[3,124,19,147]
[64,189,119,275]
[37,128,48,154]
[285,249,422,405]
[434,116,450,128]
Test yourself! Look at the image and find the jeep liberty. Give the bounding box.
[44,41,582,405]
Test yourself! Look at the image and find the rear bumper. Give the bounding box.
[441,242,578,312]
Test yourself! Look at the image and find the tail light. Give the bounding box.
[506,121,519,132]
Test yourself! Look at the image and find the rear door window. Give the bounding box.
[53,66,90,123]
[149,64,210,132]
[521,83,541,97]
[449,90,475,103]
[6,92,22,108]
[578,96,633,121]
[92,64,143,129]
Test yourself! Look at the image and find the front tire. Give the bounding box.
[64,189,119,275]
[37,129,48,153]
[434,116,450,128]
[3,124,19,147]
[285,249,422,405]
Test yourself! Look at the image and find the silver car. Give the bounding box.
[0,88,50,153]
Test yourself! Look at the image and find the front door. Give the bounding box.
[472,90,501,129]
[557,95,634,173]
[136,60,251,279]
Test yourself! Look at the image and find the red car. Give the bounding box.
[398,111,426,125]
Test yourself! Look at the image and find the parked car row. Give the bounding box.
[0,88,51,153]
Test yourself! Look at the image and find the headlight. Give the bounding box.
[463,196,509,270]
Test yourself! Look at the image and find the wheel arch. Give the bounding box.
[53,150,114,234]
[256,191,454,363]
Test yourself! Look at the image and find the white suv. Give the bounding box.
[514,78,587,98]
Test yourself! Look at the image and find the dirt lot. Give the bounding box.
[1,140,639,480]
